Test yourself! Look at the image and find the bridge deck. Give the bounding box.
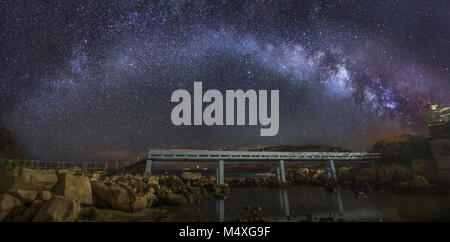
[148,150,380,162]
[147,150,380,185]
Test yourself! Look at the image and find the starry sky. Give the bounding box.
[0,0,449,161]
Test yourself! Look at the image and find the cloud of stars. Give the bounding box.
[0,1,449,161]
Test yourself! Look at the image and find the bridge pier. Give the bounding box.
[145,159,153,173]
[216,160,224,184]
[324,159,337,180]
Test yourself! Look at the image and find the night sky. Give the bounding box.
[1,1,449,161]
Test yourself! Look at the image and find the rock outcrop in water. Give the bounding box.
[361,103,450,184]
[368,135,435,171]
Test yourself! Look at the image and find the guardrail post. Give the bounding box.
[216,160,224,185]
[145,159,153,174]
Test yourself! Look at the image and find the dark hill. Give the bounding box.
[0,128,27,159]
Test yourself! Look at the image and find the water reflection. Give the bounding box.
[334,186,344,215]
[278,188,290,217]
[216,200,224,222]
[214,186,346,221]
[176,185,450,222]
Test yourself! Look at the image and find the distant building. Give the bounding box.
[425,102,450,138]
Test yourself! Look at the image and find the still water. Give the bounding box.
[150,169,450,222]
[171,185,450,222]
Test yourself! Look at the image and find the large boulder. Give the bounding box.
[0,167,58,193]
[145,192,157,208]
[159,175,182,187]
[11,189,37,203]
[159,191,188,205]
[145,175,159,184]
[0,193,22,221]
[410,159,431,175]
[409,175,430,188]
[337,167,352,181]
[130,193,148,212]
[394,165,414,180]
[377,166,393,183]
[33,195,81,222]
[291,168,310,184]
[429,139,450,170]
[204,184,230,200]
[91,181,131,212]
[181,172,202,181]
[146,176,160,193]
[89,172,103,182]
[92,177,156,212]
[53,172,92,205]
[428,170,450,184]
[21,200,44,221]
[377,164,413,183]
[352,167,377,183]
[38,191,53,201]
[310,169,326,184]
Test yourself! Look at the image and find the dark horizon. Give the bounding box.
[1,1,449,161]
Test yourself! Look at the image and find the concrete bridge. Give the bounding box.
[145,150,380,184]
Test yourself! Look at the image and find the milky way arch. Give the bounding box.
[0,1,448,160]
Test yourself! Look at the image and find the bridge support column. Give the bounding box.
[276,160,286,184]
[216,160,224,184]
[145,159,153,174]
[276,167,281,182]
[325,160,337,180]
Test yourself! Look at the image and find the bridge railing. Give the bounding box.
[148,150,380,162]
[0,159,138,174]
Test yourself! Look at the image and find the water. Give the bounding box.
[150,168,450,221]
[171,185,450,222]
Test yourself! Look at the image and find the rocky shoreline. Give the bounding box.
[1,131,450,222]
[1,164,449,222]
[0,167,229,222]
